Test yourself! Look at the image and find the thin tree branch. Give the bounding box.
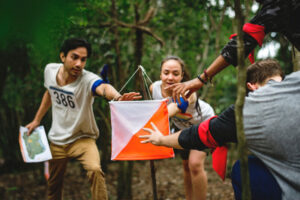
[138,7,156,25]
[113,19,164,46]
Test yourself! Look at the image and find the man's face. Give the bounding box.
[60,47,88,78]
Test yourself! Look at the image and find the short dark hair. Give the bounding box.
[60,38,92,58]
[247,59,284,85]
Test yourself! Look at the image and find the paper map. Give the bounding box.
[19,126,52,163]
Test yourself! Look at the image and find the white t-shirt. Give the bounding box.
[151,80,215,130]
[44,63,101,145]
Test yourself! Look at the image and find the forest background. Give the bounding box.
[0,0,297,199]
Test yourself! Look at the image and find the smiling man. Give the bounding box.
[26,38,141,200]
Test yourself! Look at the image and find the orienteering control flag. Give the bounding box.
[109,100,174,160]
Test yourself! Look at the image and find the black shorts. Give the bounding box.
[174,148,190,160]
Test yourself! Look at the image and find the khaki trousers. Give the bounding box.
[47,138,108,200]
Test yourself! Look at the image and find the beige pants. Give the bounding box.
[47,138,108,200]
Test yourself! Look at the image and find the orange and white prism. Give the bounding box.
[109,100,174,160]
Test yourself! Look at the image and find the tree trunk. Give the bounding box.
[95,106,111,173]
[117,161,134,200]
[134,3,145,94]
[111,0,123,88]
[117,4,145,200]
[0,41,31,173]
[234,0,251,200]
[0,54,8,100]
[292,46,300,71]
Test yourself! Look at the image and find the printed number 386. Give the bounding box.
[53,91,75,108]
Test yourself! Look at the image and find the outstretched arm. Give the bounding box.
[140,105,237,150]
[167,55,229,102]
[95,83,142,101]
[26,90,52,135]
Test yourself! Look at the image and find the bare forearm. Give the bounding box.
[96,84,121,100]
[159,131,184,149]
[169,55,230,102]
[142,130,183,149]
[25,90,51,134]
[200,55,229,81]
[140,123,184,149]
[190,55,230,88]
[33,90,52,122]
[96,84,141,101]
[34,91,52,122]
[168,103,180,117]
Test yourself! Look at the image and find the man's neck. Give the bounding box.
[56,66,78,86]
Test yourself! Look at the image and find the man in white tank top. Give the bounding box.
[26,38,141,200]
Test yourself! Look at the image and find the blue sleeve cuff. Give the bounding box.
[173,97,189,113]
[92,79,105,95]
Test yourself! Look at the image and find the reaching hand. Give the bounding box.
[25,120,40,136]
[165,79,202,103]
[118,92,142,101]
[139,122,164,146]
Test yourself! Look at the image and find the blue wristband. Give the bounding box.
[174,97,189,113]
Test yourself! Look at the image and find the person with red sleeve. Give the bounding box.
[169,0,300,102]
[140,59,300,200]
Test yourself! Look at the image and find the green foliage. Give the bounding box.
[0,0,293,192]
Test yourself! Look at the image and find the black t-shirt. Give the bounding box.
[178,105,237,150]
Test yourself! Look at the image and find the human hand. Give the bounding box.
[165,79,202,103]
[139,122,164,146]
[118,92,142,101]
[25,120,40,136]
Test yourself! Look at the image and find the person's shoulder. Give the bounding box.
[82,69,99,77]
[81,69,101,83]
[187,92,197,104]
[152,80,162,86]
[45,63,62,71]
[44,63,62,76]
[151,80,162,90]
[285,71,300,79]
[198,98,212,108]
[82,68,93,75]
[198,98,215,114]
[274,70,300,87]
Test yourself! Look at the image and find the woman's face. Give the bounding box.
[160,59,183,88]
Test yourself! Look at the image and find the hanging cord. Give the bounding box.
[112,65,153,101]
[112,67,140,101]
[139,65,153,84]
[139,65,153,100]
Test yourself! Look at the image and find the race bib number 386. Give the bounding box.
[49,86,78,109]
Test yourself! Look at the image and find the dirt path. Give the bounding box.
[0,155,234,200]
